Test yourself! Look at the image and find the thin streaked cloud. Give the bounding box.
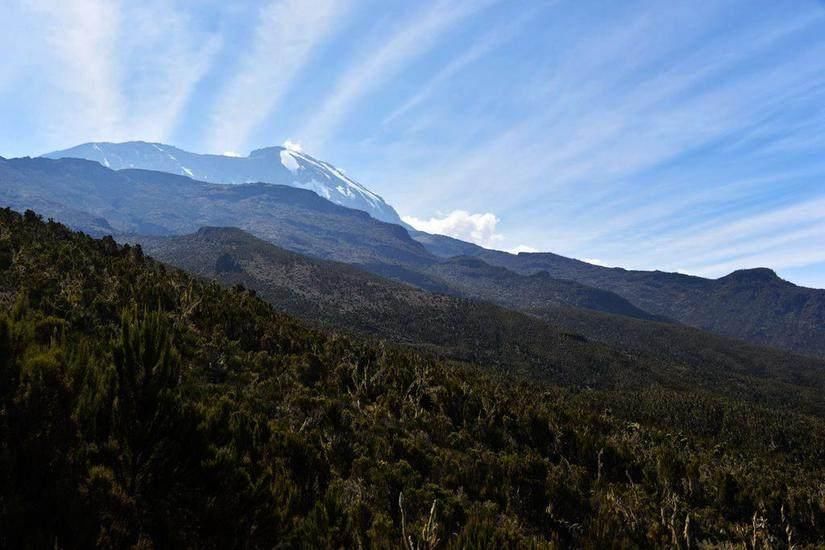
[382,9,532,126]
[294,0,499,152]
[2,0,220,153]
[24,0,123,142]
[205,0,348,153]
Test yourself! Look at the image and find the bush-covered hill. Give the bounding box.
[135,226,825,418]
[2,208,825,548]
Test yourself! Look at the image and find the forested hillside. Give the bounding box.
[2,208,825,548]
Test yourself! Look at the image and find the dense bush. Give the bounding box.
[1,209,824,548]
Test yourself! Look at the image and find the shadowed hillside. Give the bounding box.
[416,233,825,358]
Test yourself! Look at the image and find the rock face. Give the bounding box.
[45,141,404,224]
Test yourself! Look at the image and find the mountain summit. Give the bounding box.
[44,141,403,224]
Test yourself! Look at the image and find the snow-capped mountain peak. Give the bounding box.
[44,141,403,224]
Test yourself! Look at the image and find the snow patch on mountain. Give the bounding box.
[280,150,300,172]
[288,149,382,209]
[44,141,404,225]
[283,139,303,152]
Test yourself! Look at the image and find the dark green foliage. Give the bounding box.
[1,208,824,548]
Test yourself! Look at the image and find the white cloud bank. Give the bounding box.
[403,210,503,248]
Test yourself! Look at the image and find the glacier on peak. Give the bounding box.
[44,141,403,225]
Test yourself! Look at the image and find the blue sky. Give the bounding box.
[2,0,825,287]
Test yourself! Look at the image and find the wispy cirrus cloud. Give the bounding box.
[382,8,531,126]
[22,0,123,144]
[377,2,825,284]
[4,0,219,153]
[205,0,347,153]
[118,0,222,142]
[648,197,825,275]
[405,7,824,211]
[295,0,498,152]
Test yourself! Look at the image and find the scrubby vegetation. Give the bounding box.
[2,208,825,548]
[139,227,825,418]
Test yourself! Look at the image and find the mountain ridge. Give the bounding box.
[0,156,431,267]
[411,233,825,357]
[45,140,404,224]
[3,152,824,357]
[455,247,825,357]
[0,156,670,320]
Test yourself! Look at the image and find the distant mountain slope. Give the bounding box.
[424,256,662,322]
[133,226,825,417]
[34,142,825,356]
[4,154,823,356]
[45,141,404,224]
[410,231,825,358]
[465,248,825,358]
[0,156,670,318]
[408,229,483,257]
[0,156,432,269]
